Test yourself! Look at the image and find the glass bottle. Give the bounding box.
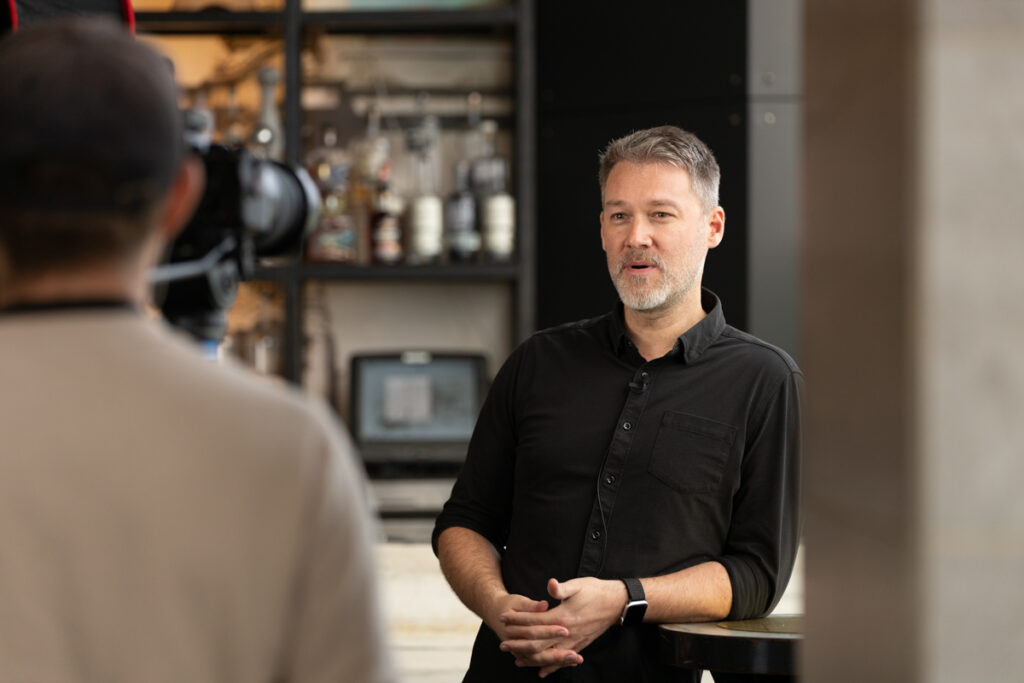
[305,124,358,263]
[404,93,444,266]
[460,91,485,167]
[472,120,515,262]
[222,83,247,147]
[348,104,389,265]
[480,158,515,263]
[251,66,284,161]
[445,161,480,263]
[370,161,404,265]
[470,119,499,199]
[183,89,214,151]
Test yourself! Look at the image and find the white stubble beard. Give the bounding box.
[610,250,700,313]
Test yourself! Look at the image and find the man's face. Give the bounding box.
[600,161,724,313]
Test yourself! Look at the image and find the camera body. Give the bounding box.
[153,134,320,341]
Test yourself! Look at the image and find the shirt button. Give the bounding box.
[623,421,633,431]
[591,529,602,541]
[605,474,616,486]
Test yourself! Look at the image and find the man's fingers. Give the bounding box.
[500,609,564,627]
[502,638,556,657]
[506,596,549,613]
[510,648,582,669]
[538,653,583,678]
[546,577,580,601]
[501,624,569,641]
[499,624,571,656]
[527,599,550,613]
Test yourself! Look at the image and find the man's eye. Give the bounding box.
[612,213,628,220]
[653,211,672,219]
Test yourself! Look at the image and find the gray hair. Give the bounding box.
[598,125,721,212]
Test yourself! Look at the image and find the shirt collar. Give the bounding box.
[608,288,726,364]
[0,299,139,316]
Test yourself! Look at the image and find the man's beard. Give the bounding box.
[610,250,697,312]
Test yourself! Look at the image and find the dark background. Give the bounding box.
[534,1,749,330]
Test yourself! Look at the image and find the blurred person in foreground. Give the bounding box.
[0,16,394,683]
[434,125,802,681]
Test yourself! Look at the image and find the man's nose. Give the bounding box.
[625,217,654,248]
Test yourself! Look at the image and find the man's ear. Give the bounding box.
[157,154,205,243]
[706,206,725,249]
[599,210,607,252]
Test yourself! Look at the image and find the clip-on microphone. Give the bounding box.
[628,372,650,393]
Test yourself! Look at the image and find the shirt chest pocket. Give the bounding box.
[647,411,738,494]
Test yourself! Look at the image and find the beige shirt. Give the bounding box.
[0,308,395,683]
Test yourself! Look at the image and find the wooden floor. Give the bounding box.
[377,542,478,682]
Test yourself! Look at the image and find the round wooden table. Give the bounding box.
[659,614,801,681]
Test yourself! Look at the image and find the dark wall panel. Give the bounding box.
[534,0,749,331]
[537,2,747,113]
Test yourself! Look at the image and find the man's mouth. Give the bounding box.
[620,258,659,274]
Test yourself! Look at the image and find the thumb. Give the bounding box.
[507,595,549,613]
[547,577,581,601]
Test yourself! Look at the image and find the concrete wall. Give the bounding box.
[748,0,803,362]
[918,1,1024,679]
[803,1,1024,680]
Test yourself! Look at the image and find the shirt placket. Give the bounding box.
[576,365,653,577]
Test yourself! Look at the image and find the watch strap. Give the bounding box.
[619,577,648,626]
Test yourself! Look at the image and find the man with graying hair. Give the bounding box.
[434,125,803,681]
[0,16,395,683]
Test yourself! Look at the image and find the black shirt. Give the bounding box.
[432,290,803,682]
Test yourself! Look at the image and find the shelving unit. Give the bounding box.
[302,7,519,33]
[256,262,519,281]
[136,1,535,384]
[134,11,284,34]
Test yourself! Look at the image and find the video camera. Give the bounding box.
[2,1,320,343]
[151,109,320,342]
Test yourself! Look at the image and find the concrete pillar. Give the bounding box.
[748,0,803,362]
[803,1,1024,680]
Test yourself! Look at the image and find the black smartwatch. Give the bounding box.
[619,577,648,626]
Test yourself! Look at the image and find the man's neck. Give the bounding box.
[623,293,707,362]
[2,264,145,309]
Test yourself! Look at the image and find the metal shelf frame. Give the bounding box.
[135,11,284,34]
[136,0,536,384]
[256,262,520,282]
[304,7,518,34]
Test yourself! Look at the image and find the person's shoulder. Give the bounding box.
[140,318,342,435]
[503,312,612,365]
[491,312,612,381]
[160,328,359,479]
[718,325,802,377]
[526,312,611,344]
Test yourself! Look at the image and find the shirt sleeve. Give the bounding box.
[431,342,525,556]
[279,404,397,683]
[719,369,803,619]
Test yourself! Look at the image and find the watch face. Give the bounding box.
[621,599,648,626]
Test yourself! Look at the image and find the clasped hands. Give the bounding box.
[489,576,627,679]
